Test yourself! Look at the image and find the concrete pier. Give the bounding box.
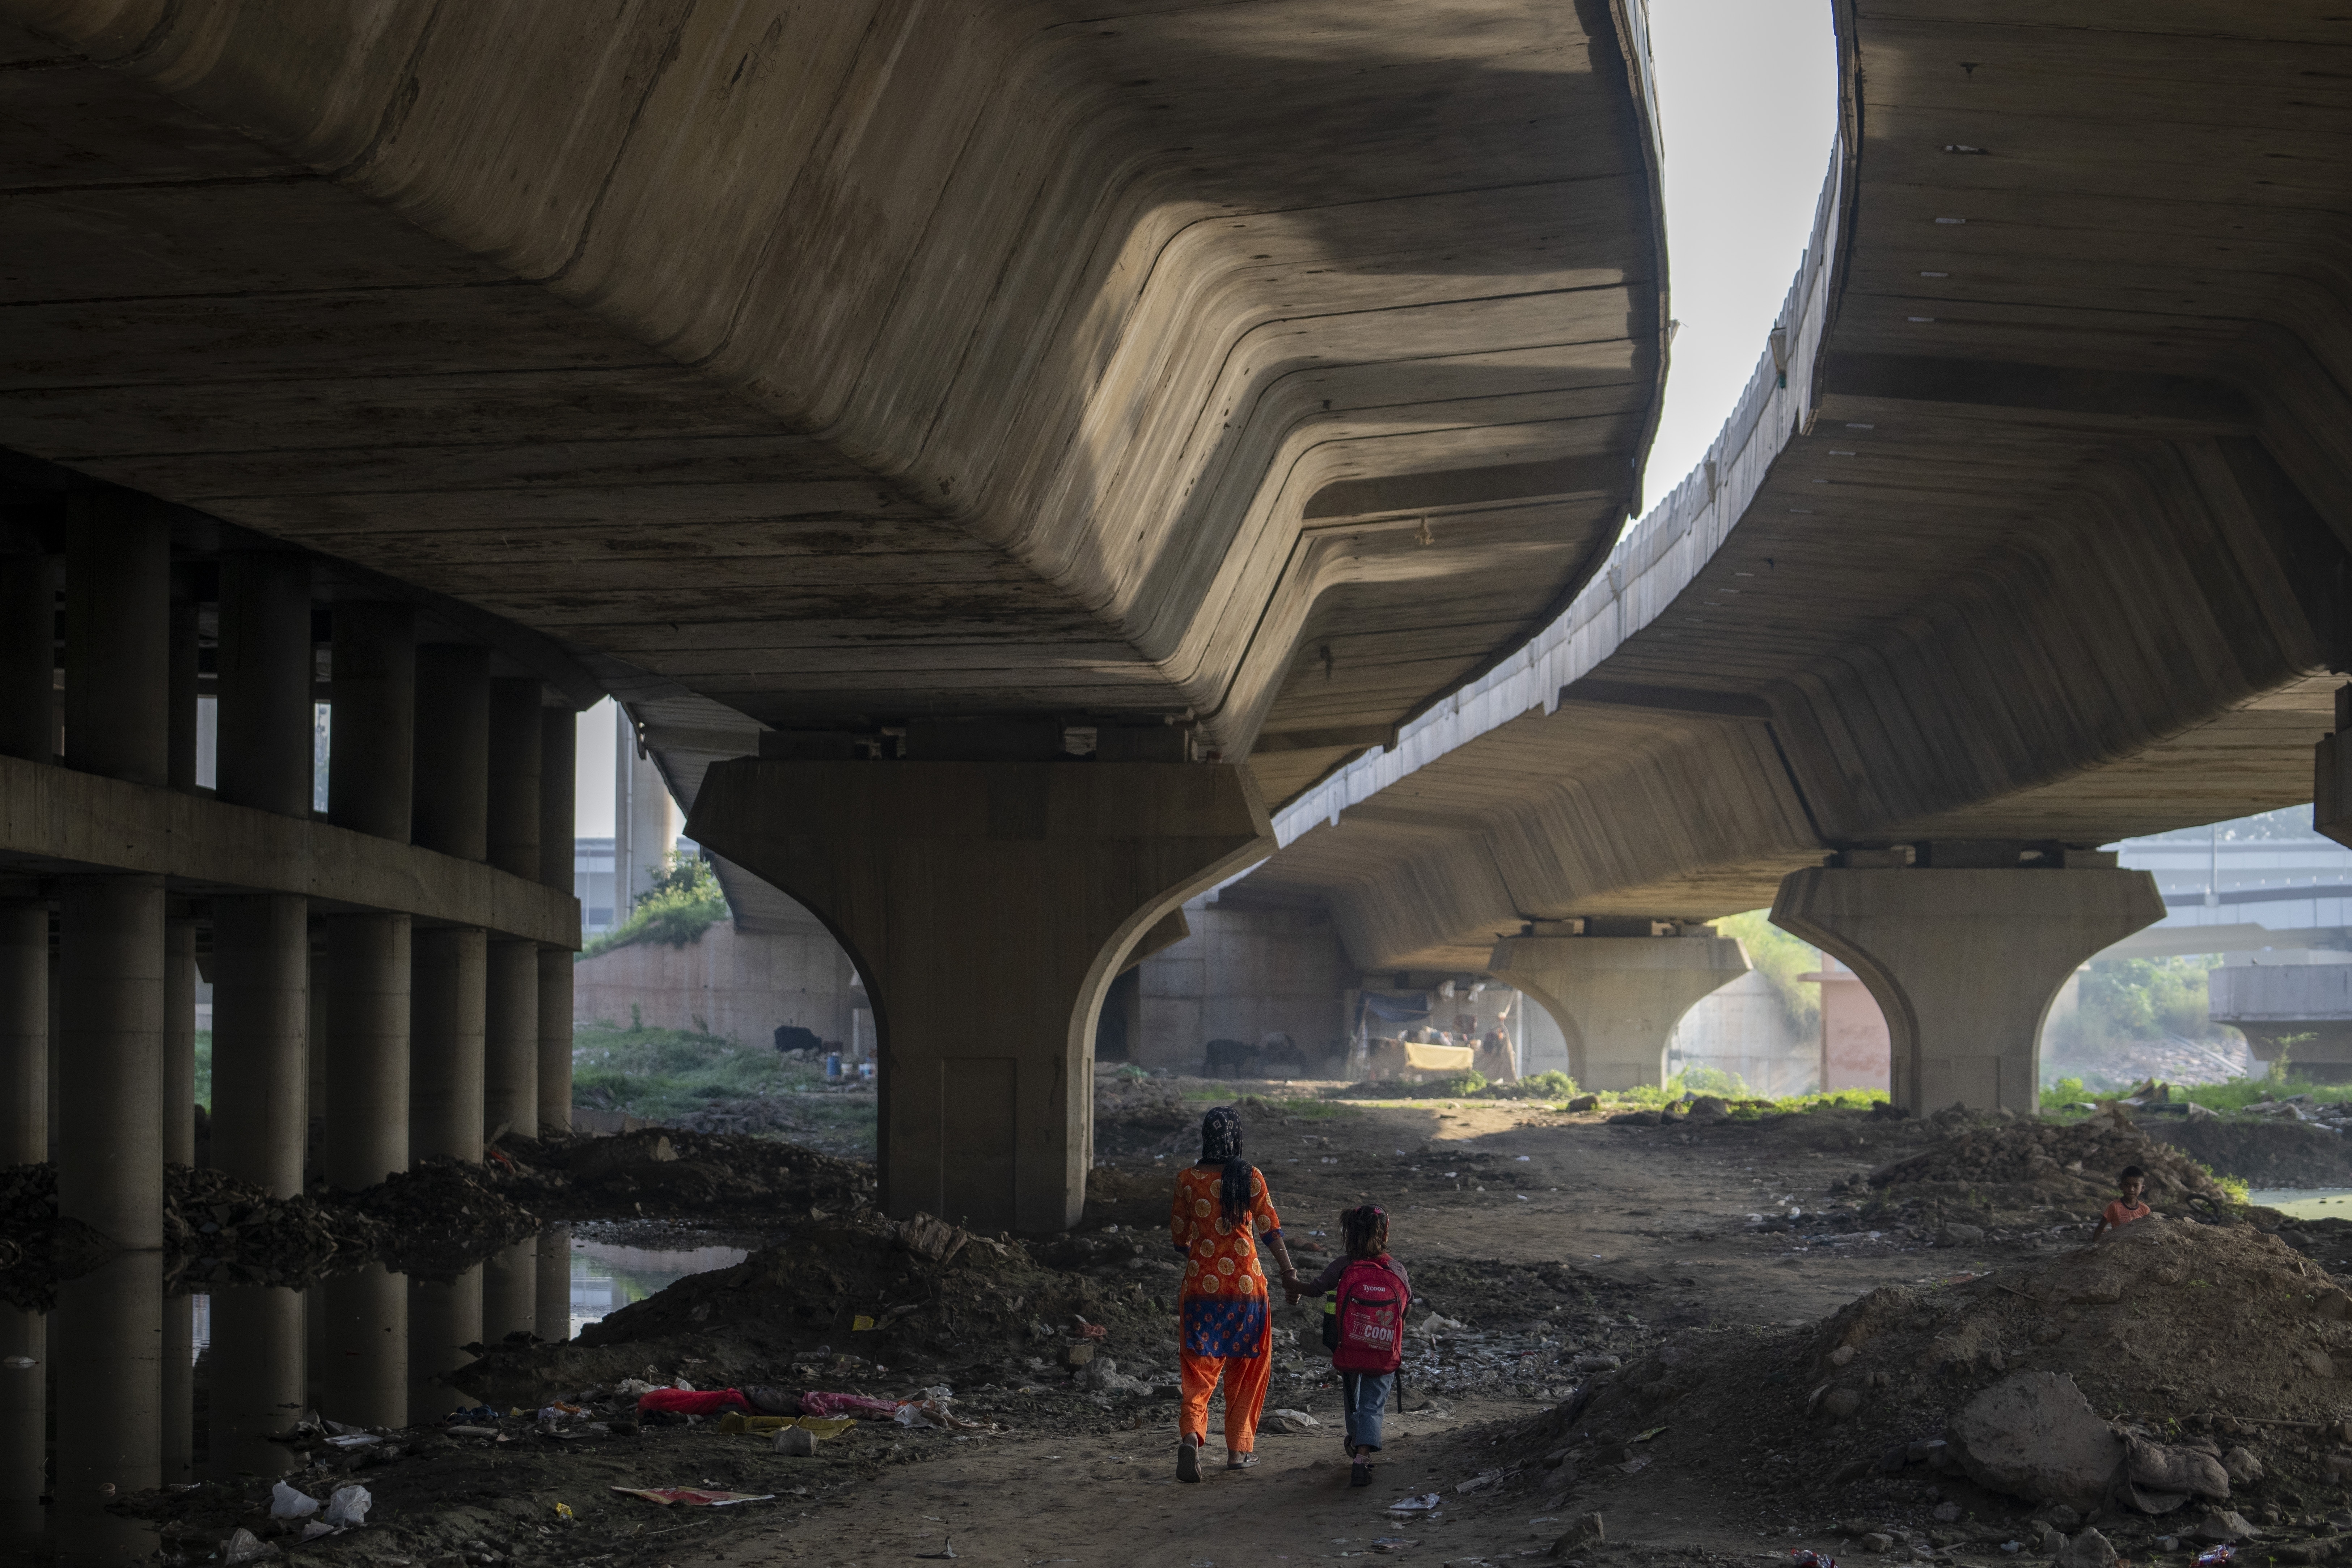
[484,937,538,1143]
[325,912,413,1189]
[1772,851,2165,1114]
[411,925,487,1164]
[318,1262,408,1429]
[208,1284,306,1479]
[64,493,169,786]
[51,1251,161,1541]
[211,894,309,1195]
[487,677,542,879]
[216,547,313,818]
[482,1235,536,1343]
[0,536,50,764]
[0,898,43,1166]
[57,875,166,1248]
[329,603,416,842]
[413,645,489,861]
[1486,925,1752,1090]
[537,1224,572,1343]
[689,758,1272,1232]
[538,706,575,1134]
[409,1264,483,1418]
[162,1293,194,1485]
[163,917,195,1167]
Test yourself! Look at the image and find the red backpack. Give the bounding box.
[1331,1258,1409,1373]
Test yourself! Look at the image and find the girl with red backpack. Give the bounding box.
[1290,1204,1411,1488]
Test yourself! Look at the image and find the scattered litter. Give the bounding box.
[1387,1494,1443,1513]
[2196,1548,2234,1567]
[1370,1538,1414,1554]
[323,1484,371,1528]
[268,1481,320,1519]
[609,1487,777,1506]
[221,1527,275,1564]
[2,1355,32,1369]
[323,1432,381,1449]
[916,1542,958,1560]
[1791,1552,1836,1568]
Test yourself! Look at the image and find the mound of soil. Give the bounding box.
[325,1158,543,1278]
[2153,1116,2352,1188]
[1496,1214,2352,1554]
[455,1208,1190,1416]
[1859,1110,2233,1223]
[490,1127,875,1222]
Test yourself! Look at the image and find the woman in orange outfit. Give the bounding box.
[1169,1105,1301,1481]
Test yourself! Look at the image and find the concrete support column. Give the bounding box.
[208,1284,305,1479]
[0,898,45,1166]
[164,918,196,1167]
[168,574,199,791]
[538,706,576,1136]
[325,913,410,1189]
[687,758,1272,1233]
[0,1306,43,1545]
[328,603,415,842]
[210,895,309,1196]
[538,950,572,1137]
[162,1293,193,1486]
[413,644,489,860]
[536,1223,572,1343]
[1770,848,2164,1114]
[487,677,542,878]
[51,1251,161,1526]
[482,1236,536,1343]
[0,530,52,764]
[58,875,165,1248]
[216,548,313,817]
[411,926,486,1164]
[64,491,170,785]
[317,1262,406,1429]
[408,1264,482,1419]
[1485,922,1751,1091]
[483,938,538,1143]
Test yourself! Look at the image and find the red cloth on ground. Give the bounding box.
[635,1387,753,1416]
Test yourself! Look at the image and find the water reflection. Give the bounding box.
[0,1224,760,1564]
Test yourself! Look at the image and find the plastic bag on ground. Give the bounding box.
[222,1527,275,1564]
[268,1481,320,1519]
[324,1484,371,1527]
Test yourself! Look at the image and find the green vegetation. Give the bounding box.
[193,1029,212,1112]
[580,852,729,959]
[2042,954,2236,1067]
[571,1022,876,1152]
[1713,909,1822,1036]
[2042,1072,2352,1118]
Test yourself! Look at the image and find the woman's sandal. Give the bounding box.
[1177,1438,1201,1484]
[1227,1453,1259,1472]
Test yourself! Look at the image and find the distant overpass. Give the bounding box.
[1232,3,2352,1111]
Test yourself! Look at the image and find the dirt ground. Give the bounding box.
[118,1089,2352,1568]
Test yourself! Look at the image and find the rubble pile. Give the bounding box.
[492,1128,875,1222]
[2154,1109,2352,1190]
[327,1158,543,1276]
[1856,1109,2234,1223]
[1091,1075,1202,1161]
[1510,1214,2352,1555]
[166,1165,379,1288]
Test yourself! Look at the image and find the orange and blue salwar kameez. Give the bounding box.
[1169,1162,1282,1453]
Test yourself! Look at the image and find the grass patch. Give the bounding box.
[194,1029,211,1113]
[580,853,729,959]
[571,1024,876,1154]
[2039,1074,2352,1119]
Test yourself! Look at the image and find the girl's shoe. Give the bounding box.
[1350,1459,1372,1488]
[1177,1438,1201,1484]
[1227,1452,1260,1472]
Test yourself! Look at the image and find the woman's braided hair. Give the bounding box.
[1198,1106,1252,1224]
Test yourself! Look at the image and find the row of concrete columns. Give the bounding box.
[1,1229,572,1541]
[1486,849,2165,1115]
[0,492,579,1252]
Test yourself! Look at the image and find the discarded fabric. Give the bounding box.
[637,1387,754,1417]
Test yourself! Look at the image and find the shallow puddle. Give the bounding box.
[2249,1187,2352,1219]
[567,1237,753,1336]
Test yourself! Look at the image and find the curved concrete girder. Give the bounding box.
[0,0,1666,771]
[1236,1,2352,971]
[1485,932,1748,1092]
[685,759,1273,1233]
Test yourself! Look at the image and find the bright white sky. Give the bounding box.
[1639,0,1839,504]
[564,11,1841,832]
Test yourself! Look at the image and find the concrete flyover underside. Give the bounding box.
[1237,2,2352,975]
[0,0,1669,809]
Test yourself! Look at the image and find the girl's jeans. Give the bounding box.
[1341,1370,1394,1453]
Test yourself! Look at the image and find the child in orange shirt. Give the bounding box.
[2088,1165,2151,1245]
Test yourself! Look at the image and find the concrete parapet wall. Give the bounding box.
[573,921,860,1047]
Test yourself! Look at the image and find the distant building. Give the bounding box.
[575,835,616,934]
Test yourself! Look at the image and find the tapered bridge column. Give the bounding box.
[688,753,1272,1234]
[1770,846,2163,1115]
[1486,920,1749,1091]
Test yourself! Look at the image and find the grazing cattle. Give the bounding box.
[1258,1034,1308,1079]
[1201,1038,1260,1078]
[774,1024,822,1055]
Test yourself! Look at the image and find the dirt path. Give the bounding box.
[634,1093,1996,1568]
